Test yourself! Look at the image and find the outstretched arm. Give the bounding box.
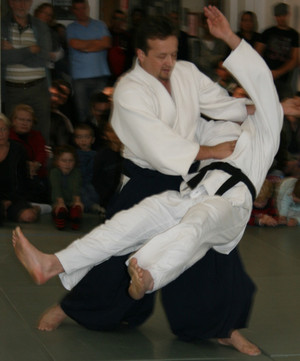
[204,6,241,50]
[204,6,253,115]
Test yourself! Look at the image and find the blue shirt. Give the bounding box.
[67,18,111,79]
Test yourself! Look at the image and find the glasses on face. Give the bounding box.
[15,116,32,123]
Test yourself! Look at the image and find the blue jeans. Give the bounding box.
[72,76,109,123]
[81,183,100,212]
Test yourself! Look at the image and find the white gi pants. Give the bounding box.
[57,185,250,291]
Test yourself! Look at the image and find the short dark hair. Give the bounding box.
[34,3,53,18]
[135,16,177,54]
[274,2,289,16]
[72,0,86,6]
[53,144,78,166]
[74,123,95,137]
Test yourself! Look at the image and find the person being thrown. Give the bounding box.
[12,6,299,354]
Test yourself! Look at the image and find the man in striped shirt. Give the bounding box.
[1,0,52,143]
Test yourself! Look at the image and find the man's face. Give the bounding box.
[12,110,34,134]
[92,102,110,121]
[72,2,89,23]
[9,0,32,19]
[111,12,126,32]
[137,36,178,82]
[275,14,289,28]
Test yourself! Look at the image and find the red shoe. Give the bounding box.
[69,205,82,230]
[53,207,68,230]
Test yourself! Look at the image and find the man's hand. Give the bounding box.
[196,140,237,161]
[281,96,300,117]
[203,6,241,50]
[29,45,40,54]
[1,39,13,50]
[246,104,255,115]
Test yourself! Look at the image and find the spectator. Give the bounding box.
[34,2,66,80]
[108,10,131,84]
[255,2,299,99]
[73,124,103,214]
[67,0,111,123]
[169,11,189,61]
[9,104,49,203]
[192,13,227,81]
[1,0,52,144]
[0,113,40,225]
[50,80,74,150]
[281,96,300,177]
[127,7,145,67]
[50,145,83,230]
[248,178,278,226]
[277,177,300,226]
[236,11,260,48]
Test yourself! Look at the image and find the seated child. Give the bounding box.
[277,177,300,226]
[50,145,83,230]
[248,178,278,226]
[73,124,103,214]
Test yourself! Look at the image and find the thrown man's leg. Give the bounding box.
[12,227,64,284]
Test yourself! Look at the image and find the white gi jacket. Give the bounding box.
[57,40,283,291]
[112,54,247,176]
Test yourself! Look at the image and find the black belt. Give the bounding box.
[187,162,256,202]
[5,78,46,89]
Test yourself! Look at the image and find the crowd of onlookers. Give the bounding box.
[0,0,299,229]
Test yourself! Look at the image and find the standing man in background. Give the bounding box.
[1,0,51,143]
[67,0,111,123]
[255,2,299,100]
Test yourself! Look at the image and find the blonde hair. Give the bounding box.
[0,113,11,128]
[11,104,37,124]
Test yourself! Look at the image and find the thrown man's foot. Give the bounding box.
[128,257,154,300]
[218,330,261,356]
[12,226,61,284]
[38,305,67,331]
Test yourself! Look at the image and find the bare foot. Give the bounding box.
[12,226,63,284]
[218,330,261,356]
[37,305,67,331]
[128,258,154,300]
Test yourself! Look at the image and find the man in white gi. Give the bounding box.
[12,6,296,355]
